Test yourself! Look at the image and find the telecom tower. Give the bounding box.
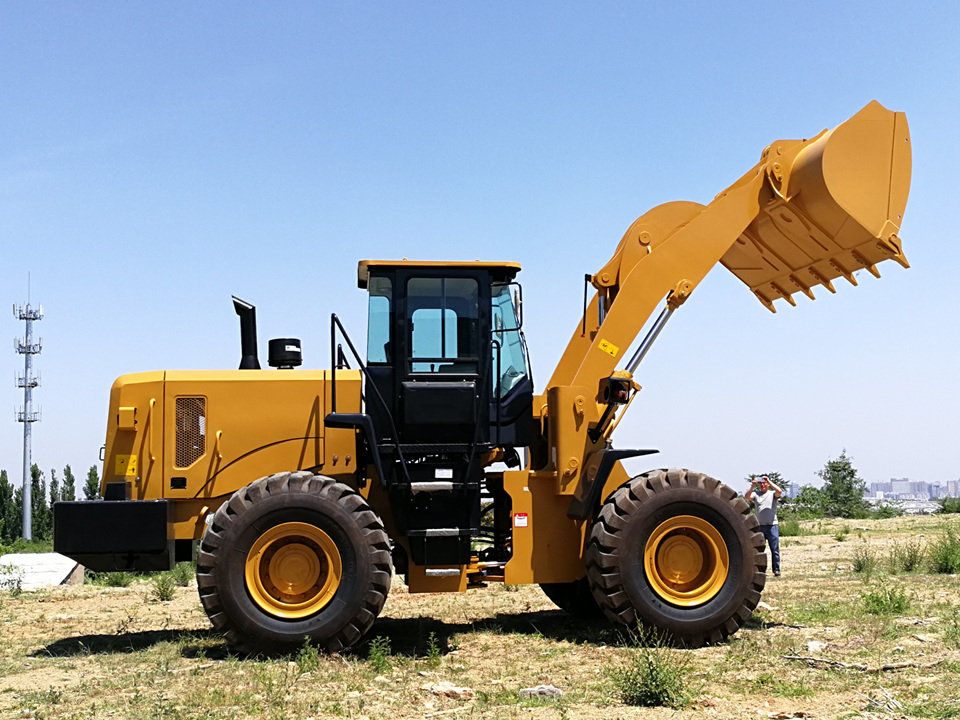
[14,296,42,541]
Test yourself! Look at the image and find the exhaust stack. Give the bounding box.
[232,296,261,370]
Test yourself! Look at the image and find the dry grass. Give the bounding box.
[1,515,959,719]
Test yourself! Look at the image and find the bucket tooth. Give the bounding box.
[754,291,777,313]
[770,282,797,307]
[789,274,816,301]
[830,260,858,287]
[808,267,836,294]
[878,235,910,269]
[852,251,881,279]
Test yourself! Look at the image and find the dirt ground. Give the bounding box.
[1,515,959,719]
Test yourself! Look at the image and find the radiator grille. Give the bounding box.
[175,397,206,468]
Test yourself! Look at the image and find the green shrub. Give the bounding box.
[151,574,177,602]
[872,503,903,519]
[937,497,960,514]
[851,545,879,578]
[779,520,803,537]
[834,525,850,542]
[861,584,910,615]
[888,537,925,573]
[609,626,691,709]
[928,529,960,574]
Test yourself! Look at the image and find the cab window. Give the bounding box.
[491,283,528,397]
[407,277,479,373]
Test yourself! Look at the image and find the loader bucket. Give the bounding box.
[720,101,911,311]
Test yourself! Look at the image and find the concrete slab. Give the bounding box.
[0,553,83,591]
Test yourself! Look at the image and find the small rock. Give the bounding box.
[836,565,846,571]
[374,675,389,683]
[518,685,563,699]
[819,564,828,571]
[806,640,827,653]
[854,526,868,531]
[756,601,777,612]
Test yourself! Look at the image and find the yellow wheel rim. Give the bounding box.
[244,522,342,619]
[644,515,729,607]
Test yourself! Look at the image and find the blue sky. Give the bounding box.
[2,3,958,493]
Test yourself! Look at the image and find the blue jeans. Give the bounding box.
[759,524,780,574]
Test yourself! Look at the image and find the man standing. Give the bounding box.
[745,475,783,576]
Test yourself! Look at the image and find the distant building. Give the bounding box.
[866,477,954,502]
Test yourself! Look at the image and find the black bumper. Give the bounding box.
[53,500,175,572]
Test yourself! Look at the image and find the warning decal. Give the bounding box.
[598,339,619,358]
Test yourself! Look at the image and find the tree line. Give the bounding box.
[0,464,100,544]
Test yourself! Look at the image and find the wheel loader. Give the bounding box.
[54,101,911,654]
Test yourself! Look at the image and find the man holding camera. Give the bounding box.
[745,475,783,576]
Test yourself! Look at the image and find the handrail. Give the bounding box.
[329,313,410,484]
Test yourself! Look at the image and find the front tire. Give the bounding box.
[585,469,765,646]
[197,471,391,655]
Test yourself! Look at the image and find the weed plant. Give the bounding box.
[100,571,134,588]
[888,537,925,573]
[861,584,911,615]
[928,528,960,574]
[609,625,692,709]
[834,525,850,542]
[0,563,24,595]
[750,672,813,698]
[851,545,879,578]
[425,631,442,668]
[295,639,321,675]
[151,574,177,602]
[367,636,391,674]
[170,562,194,587]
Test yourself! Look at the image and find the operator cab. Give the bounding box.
[358,260,535,459]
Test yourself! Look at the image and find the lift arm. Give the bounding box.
[548,100,911,396]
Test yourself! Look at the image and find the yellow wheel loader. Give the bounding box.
[54,101,911,654]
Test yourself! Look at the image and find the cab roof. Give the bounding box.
[358,260,522,288]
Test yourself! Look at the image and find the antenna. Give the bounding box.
[14,279,43,541]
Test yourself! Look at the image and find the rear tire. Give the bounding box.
[585,468,765,646]
[197,471,391,655]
